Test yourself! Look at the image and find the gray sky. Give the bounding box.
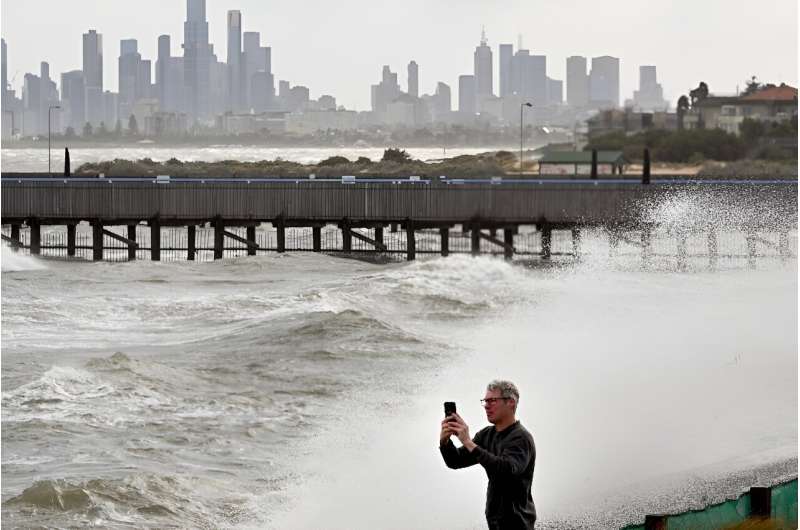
[1,0,797,110]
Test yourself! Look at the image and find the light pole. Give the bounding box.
[520,102,532,176]
[48,105,61,175]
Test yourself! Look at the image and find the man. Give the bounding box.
[439,380,536,529]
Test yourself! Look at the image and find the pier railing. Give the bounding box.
[1,175,796,262]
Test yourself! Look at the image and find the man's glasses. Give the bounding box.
[480,398,508,406]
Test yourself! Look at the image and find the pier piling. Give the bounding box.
[213,219,223,260]
[471,228,481,256]
[276,221,285,253]
[92,223,103,261]
[10,224,20,252]
[503,228,514,260]
[440,227,450,257]
[127,224,137,261]
[247,226,257,256]
[29,220,41,255]
[67,224,76,257]
[406,221,416,261]
[187,225,196,261]
[540,225,552,260]
[151,219,162,261]
[312,226,322,252]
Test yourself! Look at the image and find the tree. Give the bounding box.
[381,148,411,163]
[97,121,108,136]
[82,122,93,137]
[743,76,761,96]
[676,95,690,130]
[128,114,139,136]
[689,82,709,107]
[64,126,77,139]
[114,119,122,137]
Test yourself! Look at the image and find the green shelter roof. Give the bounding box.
[538,150,626,165]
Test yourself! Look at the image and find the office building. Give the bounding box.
[473,29,493,98]
[499,43,513,97]
[408,61,418,98]
[227,10,243,111]
[566,56,589,107]
[61,70,86,131]
[589,55,620,108]
[184,0,212,121]
[458,74,476,114]
[632,65,667,110]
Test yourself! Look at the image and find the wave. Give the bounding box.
[1,245,47,272]
[2,473,239,528]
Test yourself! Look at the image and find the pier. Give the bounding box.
[1,174,796,263]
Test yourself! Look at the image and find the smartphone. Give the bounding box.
[444,401,457,418]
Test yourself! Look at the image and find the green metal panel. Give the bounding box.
[618,479,798,530]
[771,479,798,529]
[666,495,749,529]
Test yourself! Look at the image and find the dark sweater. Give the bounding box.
[440,421,536,529]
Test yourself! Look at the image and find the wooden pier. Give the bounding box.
[1,175,796,262]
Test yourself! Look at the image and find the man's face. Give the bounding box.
[483,389,514,424]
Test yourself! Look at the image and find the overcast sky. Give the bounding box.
[1,0,797,110]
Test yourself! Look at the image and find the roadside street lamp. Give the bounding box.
[48,105,61,175]
[520,102,532,176]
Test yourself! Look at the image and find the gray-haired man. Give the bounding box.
[439,380,536,529]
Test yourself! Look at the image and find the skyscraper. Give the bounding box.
[530,55,547,106]
[407,61,418,98]
[473,29,493,99]
[61,70,85,131]
[589,55,620,109]
[499,44,513,97]
[632,65,667,110]
[1,38,8,107]
[157,35,170,108]
[82,30,103,91]
[118,39,141,122]
[458,74,476,114]
[227,10,243,112]
[566,56,589,107]
[184,0,212,121]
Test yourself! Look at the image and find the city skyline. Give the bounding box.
[1,0,797,111]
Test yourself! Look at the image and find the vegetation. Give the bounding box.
[586,117,797,164]
[74,151,514,179]
[586,128,748,163]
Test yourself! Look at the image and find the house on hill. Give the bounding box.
[538,150,626,175]
[685,84,798,135]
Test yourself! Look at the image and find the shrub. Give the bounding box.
[318,155,350,166]
[382,148,411,163]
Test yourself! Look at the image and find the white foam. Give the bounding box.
[1,244,47,272]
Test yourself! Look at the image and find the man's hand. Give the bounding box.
[446,413,477,452]
[440,418,454,445]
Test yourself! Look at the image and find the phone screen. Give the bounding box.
[444,401,456,417]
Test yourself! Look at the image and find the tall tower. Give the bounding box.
[227,10,242,112]
[82,30,104,126]
[407,61,418,98]
[184,0,211,121]
[157,35,170,109]
[82,30,103,91]
[473,28,493,99]
[499,44,513,97]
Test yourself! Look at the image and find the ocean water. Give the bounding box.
[0,146,506,173]
[1,230,796,529]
